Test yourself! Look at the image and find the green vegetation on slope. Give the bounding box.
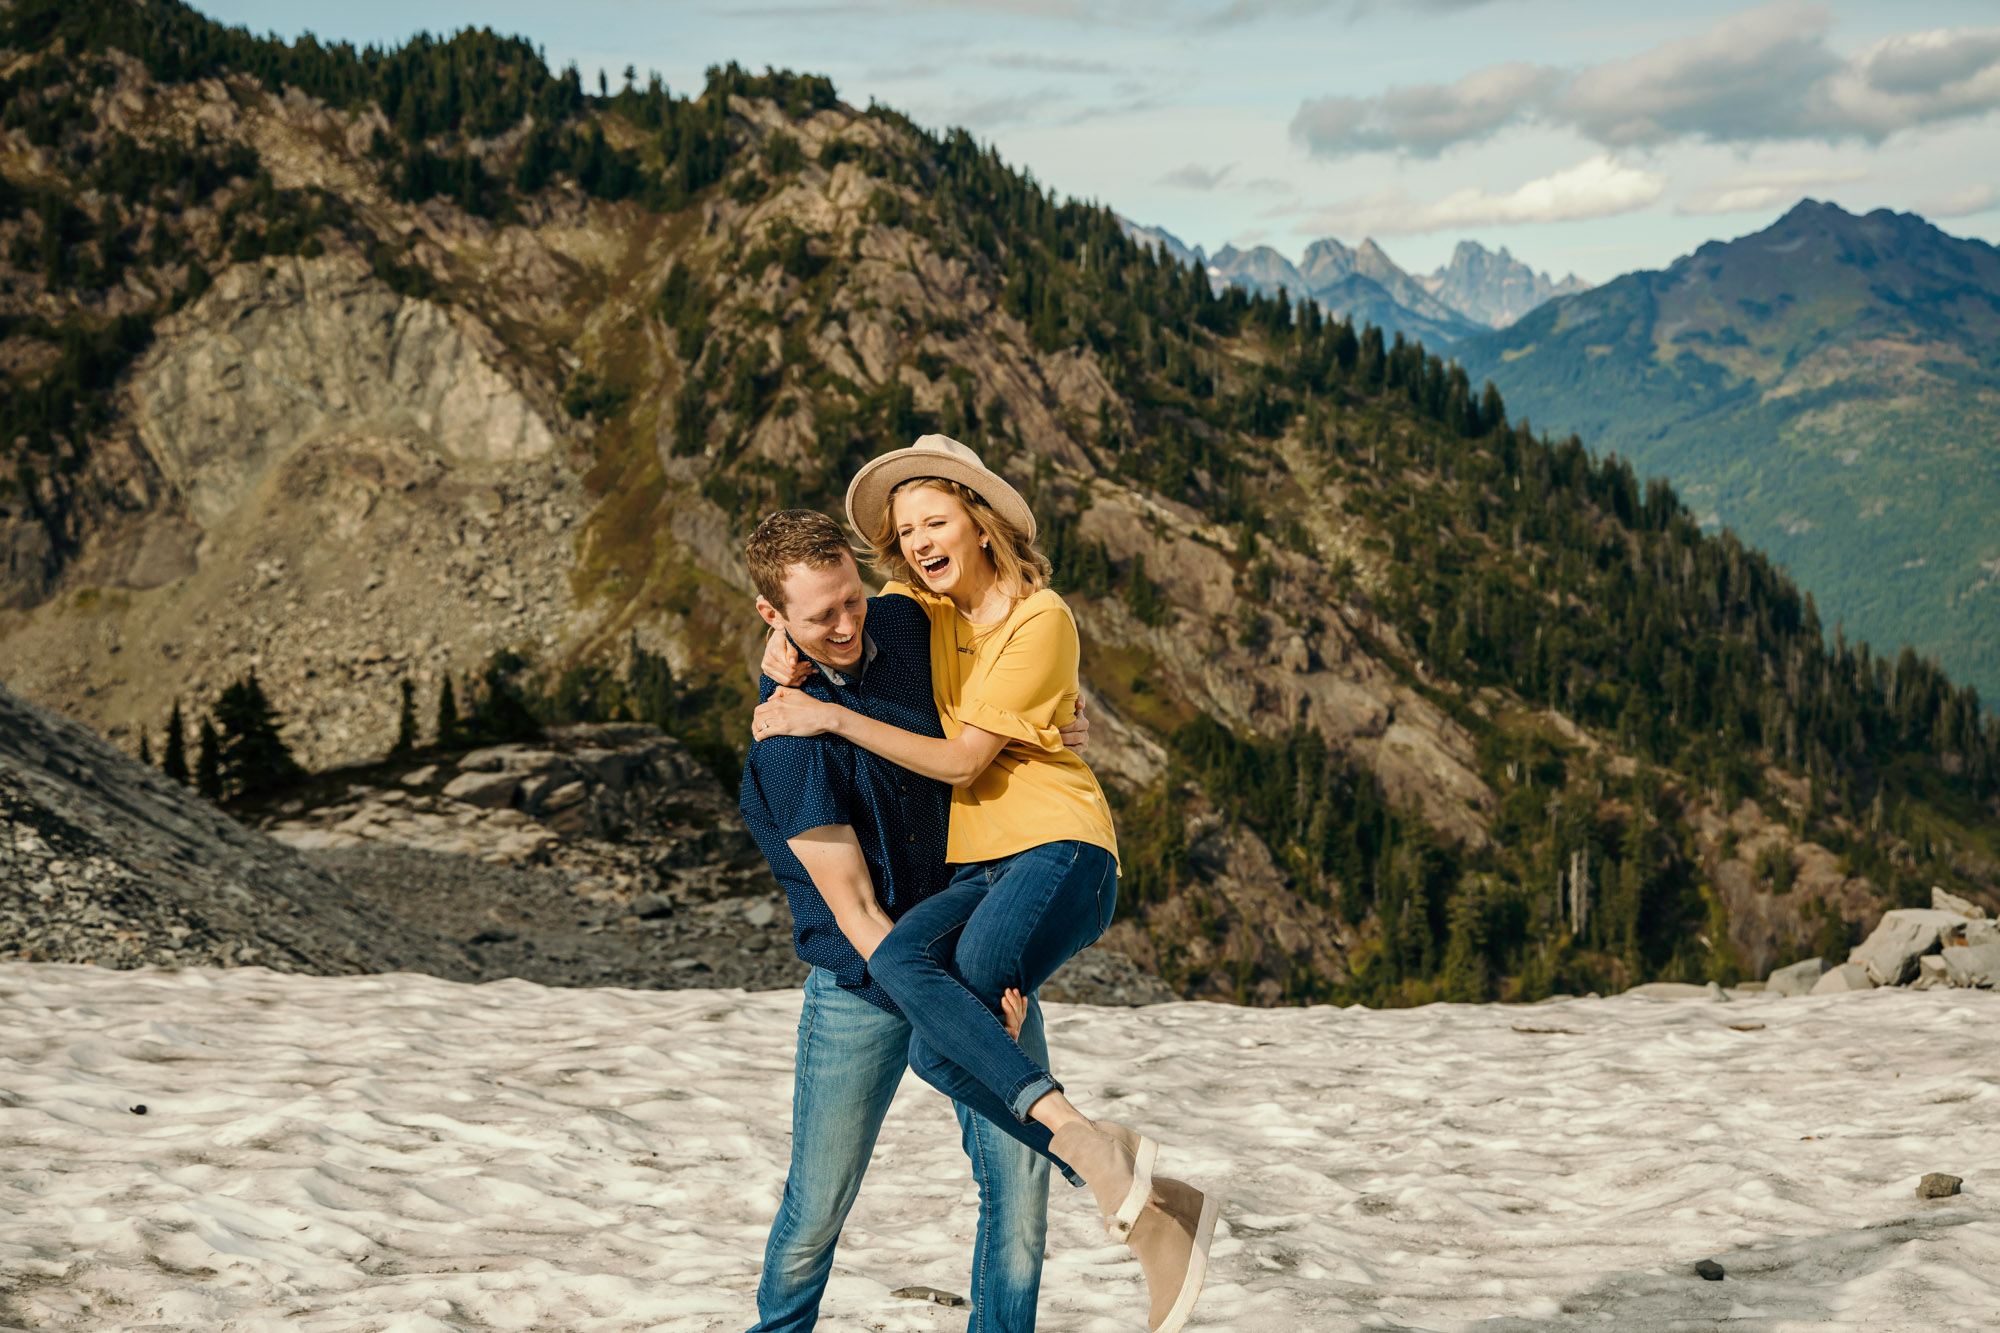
[5,3,1997,1003]
[1457,199,2000,706]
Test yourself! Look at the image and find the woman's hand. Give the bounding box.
[760,628,816,688]
[1058,696,1089,754]
[1001,987,1027,1042]
[753,686,843,741]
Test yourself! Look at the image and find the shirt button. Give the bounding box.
[908,833,917,843]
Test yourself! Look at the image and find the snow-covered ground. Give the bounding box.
[2,965,1995,1332]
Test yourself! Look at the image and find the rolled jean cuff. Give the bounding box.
[1006,1071,1061,1124]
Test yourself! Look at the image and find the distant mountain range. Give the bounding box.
[1117,220,1588,345]
[1457,199,2000,705]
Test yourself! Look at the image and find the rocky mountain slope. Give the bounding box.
[1420,240,1589,329]
[1207,236,1484,347]
[2,2,1997,1007]
[1137,227,1587,345]
[1457,200,2000,704]
[0,679,478,975]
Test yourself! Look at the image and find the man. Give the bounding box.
[737,509,1086,1333]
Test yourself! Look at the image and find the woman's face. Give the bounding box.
[893,484,988,599]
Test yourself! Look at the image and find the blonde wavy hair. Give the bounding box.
[865,477,1052,602]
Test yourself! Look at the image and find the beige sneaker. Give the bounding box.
[1128,1176,1220,1333]
[1048,1120,1158,1239]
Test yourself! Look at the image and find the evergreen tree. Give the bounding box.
[1441,882,1490,1003]
[212,672,303,799]
[465,651,542,744]
[436,676,464,749]
[162,699,189,784]
[195,717,222,800]
[137,729,152,765]
[1124,554,1169,627]
[390,678,419,756]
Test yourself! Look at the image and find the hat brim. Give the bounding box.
[845,448,1038,545]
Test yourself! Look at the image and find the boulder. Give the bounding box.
[1767,956,1828,998]
[1623,982,1718,1000]
[1940,940,2000,989]
[1917,1173,1963,1199]
[440,770,520,808]
[1932,886,1986,919]
[1914,954,1950,989]
[1849,909,1962,986]
[1811,962,1876,994]
[458,746,566,775]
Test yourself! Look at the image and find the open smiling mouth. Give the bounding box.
[920,554,951,578]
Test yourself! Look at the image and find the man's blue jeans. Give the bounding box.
[749,966,1050,1333]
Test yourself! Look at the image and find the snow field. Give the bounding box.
[1,963,1996,1331]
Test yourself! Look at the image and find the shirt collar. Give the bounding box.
[797,631,878,688]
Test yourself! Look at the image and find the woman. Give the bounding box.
[750,434,1216,1333]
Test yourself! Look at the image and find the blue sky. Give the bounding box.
[204,1,2000,284]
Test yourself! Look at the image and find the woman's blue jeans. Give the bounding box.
[869,840,1118,1168]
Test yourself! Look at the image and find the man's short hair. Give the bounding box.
[744,510,856,612]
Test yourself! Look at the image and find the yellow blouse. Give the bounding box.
[884,581,1120,867]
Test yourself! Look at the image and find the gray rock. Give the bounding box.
[1811,962,1877,994]
[1914,954,1951,990]
[398,765,439,786]
[1694,1259,1725,1281]
[1704,981,1731,1003]
[440,770,520,808]
[1941,941,2000,989]
[1622,982,1718,1000]
[1932,886,1986,919]
[631,893,674,920]
[0,682,475,978]
[1917,1173,1962,1199]
[1849,909,1964,986]
[743,899,777,928]
[1767,956,1829,997]
[890,1287,966,1307]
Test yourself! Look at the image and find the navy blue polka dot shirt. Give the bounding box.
[739,593,951,1015]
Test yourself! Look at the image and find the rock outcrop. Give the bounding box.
[0,681,474,975]
[1765,888,2000,995]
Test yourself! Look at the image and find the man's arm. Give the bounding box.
[787,825,894,960]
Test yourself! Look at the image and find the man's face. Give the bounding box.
[757,553,868,671]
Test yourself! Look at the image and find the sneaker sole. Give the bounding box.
[1152,1188,1219,1333]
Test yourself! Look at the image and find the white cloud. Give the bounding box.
[1160,163,1233,189]
[1556,1,1843,147]
[1678,167,1868,216]
[1290,4,2000,158]
[1918,183,1998,218]
[1291,62,1558,158]
[1304,154,1666,236]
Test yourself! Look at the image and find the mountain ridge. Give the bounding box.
[1,2,1996,1008]
[1456,197,2000,704]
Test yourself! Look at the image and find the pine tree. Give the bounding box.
[137,729,152,765]
[162,699,189,784]
[212,672,303,799]
[1441,882,1490,1003]
[1124,553,1169,627]
[195,717,223,800]
[390,678,419,756]
[436,676,463,749]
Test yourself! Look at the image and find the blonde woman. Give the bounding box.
[751,435,1216,1333]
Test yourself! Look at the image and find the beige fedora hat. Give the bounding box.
[845,434,1037,542]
